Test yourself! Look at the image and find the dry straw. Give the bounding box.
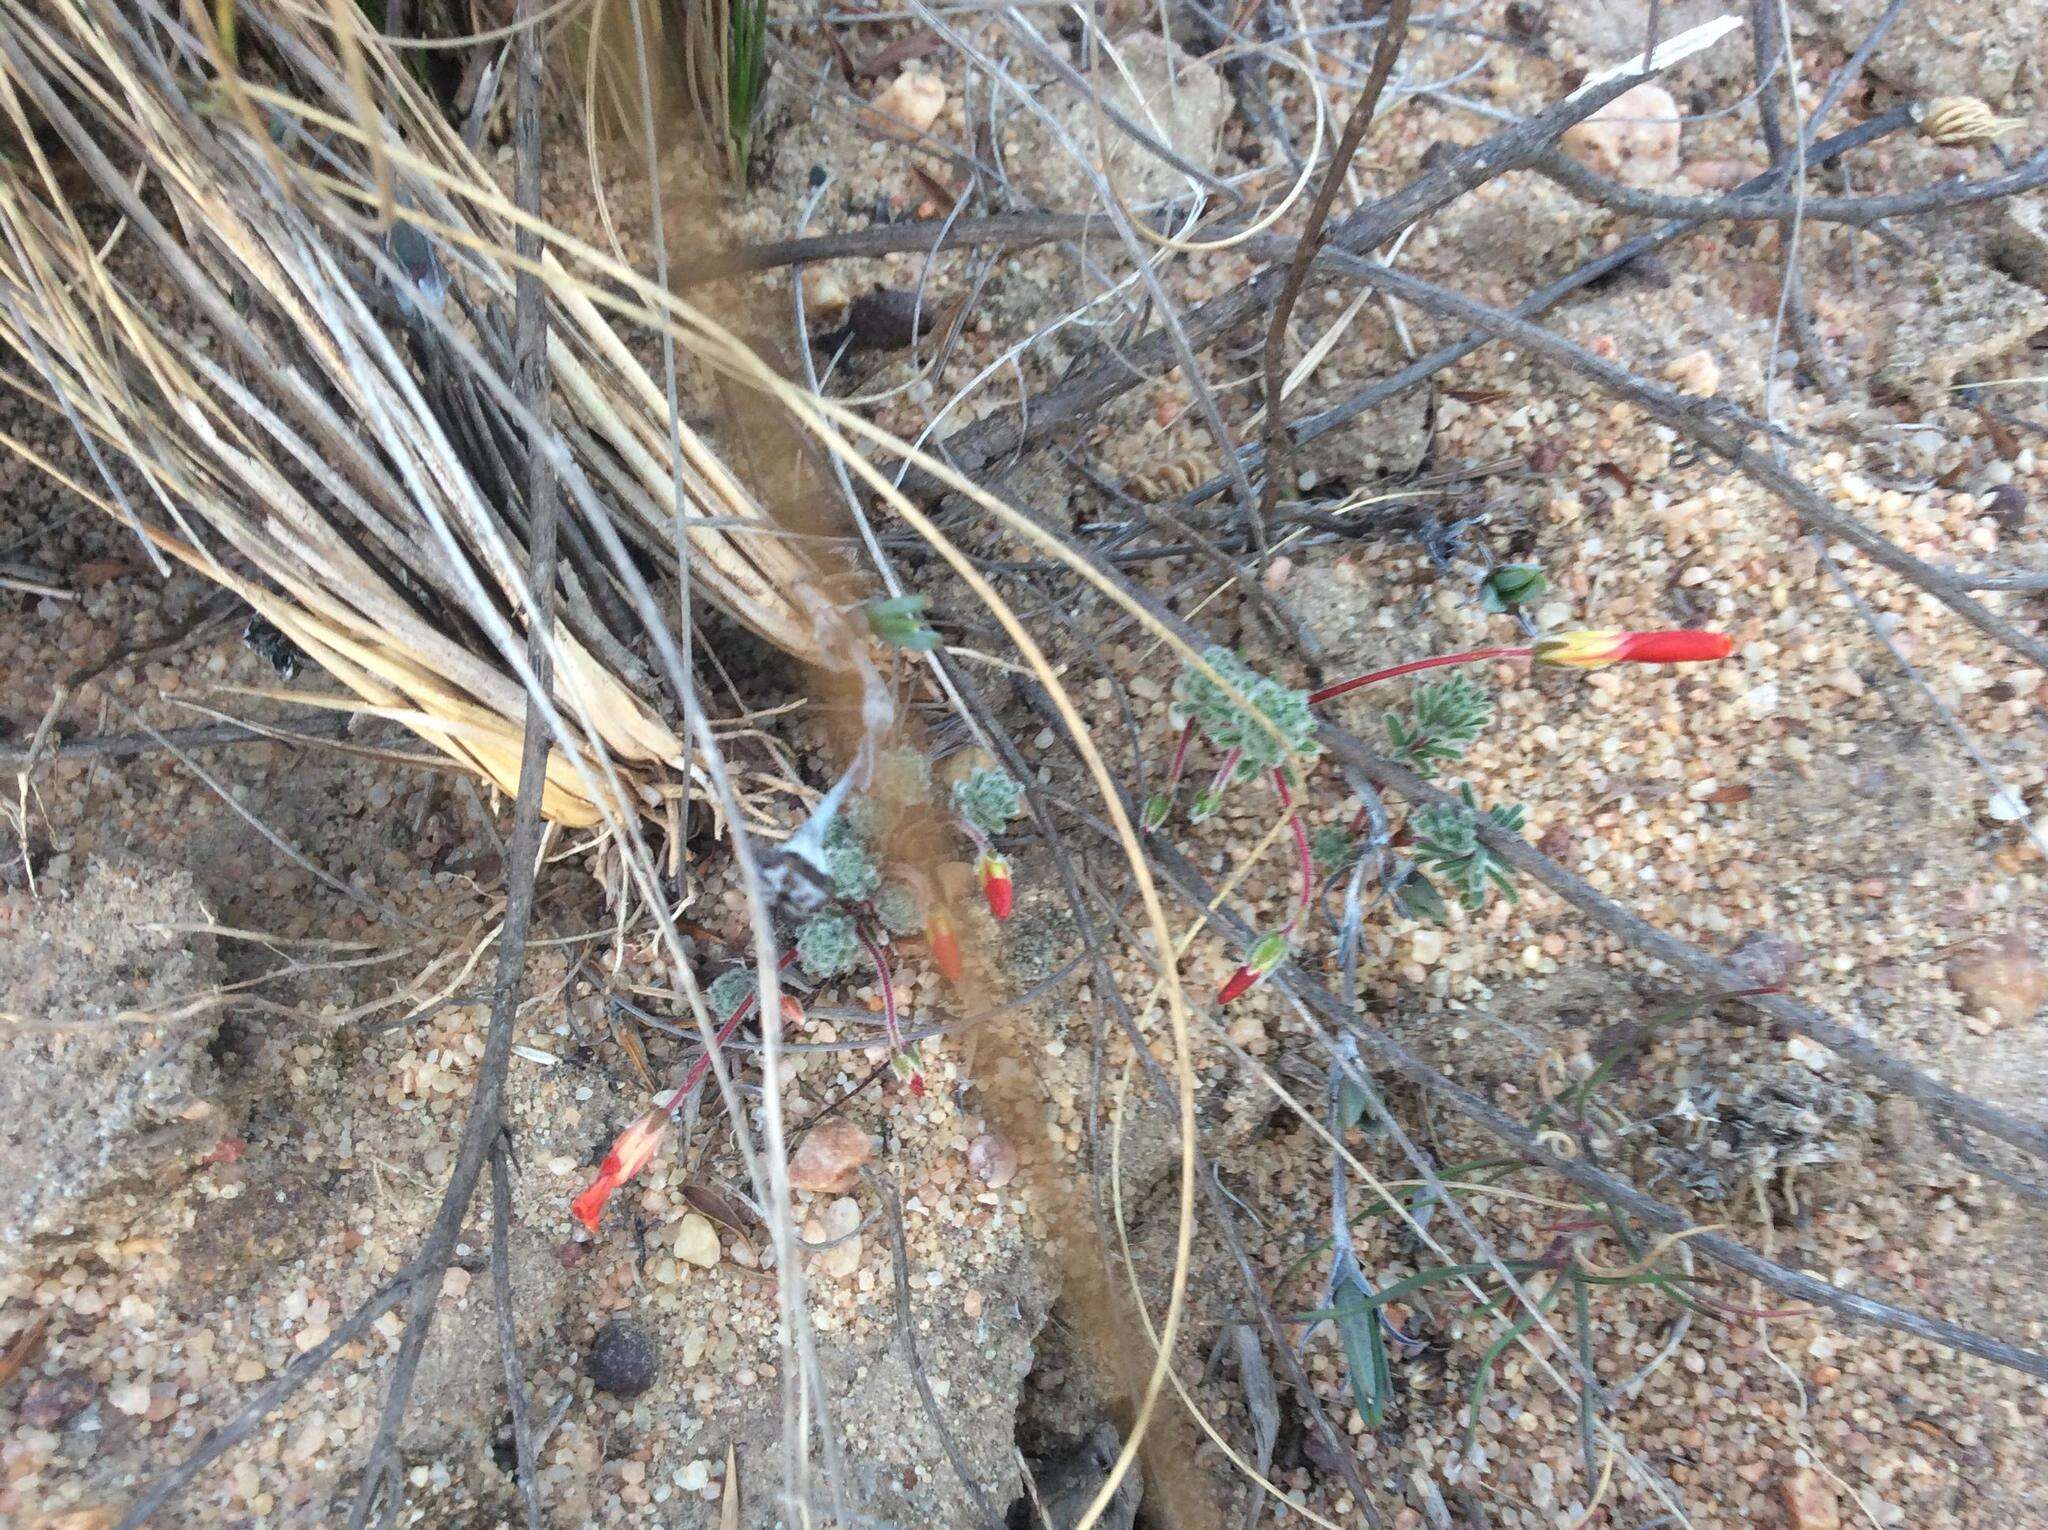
[0,0,831,829]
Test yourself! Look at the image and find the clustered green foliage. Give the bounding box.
[1385,673,1493,779]
[823,838,881,901]
[1410,785,1524,912]
[819,796,882,900]
[707,966,755,1017]
[1310,824,1357,875]
[789,763,955,971]
[726,0,770,175]
[952,767,1023,838]
[872,880,924,937]
[793,789,890,974]
[796,909,861,979]
[1172,646,1321,777]
[834,795,879,844]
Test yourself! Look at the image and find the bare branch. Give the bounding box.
[1320,738,2048,1170]
[1257,0,1412,535]
[907,37,1746,499]
[1138,831,2048,1382]
[1533,143,2048,226]
[875,1172,1005,1526]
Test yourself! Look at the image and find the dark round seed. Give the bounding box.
[586,1318,659,1398]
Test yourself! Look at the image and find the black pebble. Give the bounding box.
[586,1318,659,1397]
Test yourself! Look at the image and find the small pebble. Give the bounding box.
[805,1197,863,1281]
[1946,932,2048,1028]
[1725,930,1804,989]
[968,1131,1018,1189]
[1661,348,1721,397]
[862,72,946,140]
[788,1118,873,1194]
[673,1213,721,1269]
[1780,1466,1841,1530]
[1559,83,1681,186]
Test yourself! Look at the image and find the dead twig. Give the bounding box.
[1136,829,2048,1381]
[116,1271,422,1527]
[1262,105,1913,480]
[905,32,1737,501]
[490,1137,543,1530]
[1022,473,2048,1186]
[345,12,563,1517]
[1255,0,1411,537]
[1321,738,2048,1172]
[0,712,352,768]
[1533,142,2048,226]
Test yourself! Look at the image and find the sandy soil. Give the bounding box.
[2,2,2047,1527]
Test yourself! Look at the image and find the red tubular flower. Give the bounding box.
[1532,629,1735,669]
[927,909,964,984]
[570,1108,670,1234]
[1218,965,1262,1004]
[1219,932,1291,1005]
[977,851,1014,920]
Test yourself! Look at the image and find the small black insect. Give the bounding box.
[242,614,305,681]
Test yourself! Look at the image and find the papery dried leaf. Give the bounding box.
[681,1183,758,1240]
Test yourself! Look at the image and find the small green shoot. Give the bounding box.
[1410,785,1524,911]
[1384,673,1492,778]
[1481,563,1547,612]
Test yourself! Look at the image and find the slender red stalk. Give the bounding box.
[955,813,993,858]
[1163,718,1197,794]
[661,947,800,1113]
[857,922,903,1051]
[856,920,922,1094]
[579,948,800,1233]
[1272,770,1314,935]
[1308,646,1532,706]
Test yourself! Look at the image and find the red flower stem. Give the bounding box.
[1308,646,1533,707]
[1206,747,1244,799]
[856,920,906,1058]
[667,948,798,1112]
[955,815,993,858]
[1163,718,1197,795]
[1272,769,1314,935]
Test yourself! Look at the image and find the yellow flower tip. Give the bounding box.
[1530,630,1629,669]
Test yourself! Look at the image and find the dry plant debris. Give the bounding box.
[0,1,2046,1527]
